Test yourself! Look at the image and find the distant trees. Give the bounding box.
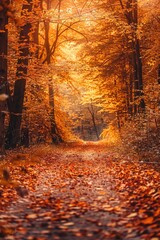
[87,101,100,140]
[80,0,159,134]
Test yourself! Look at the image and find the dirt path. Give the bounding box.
[0,143,160,239]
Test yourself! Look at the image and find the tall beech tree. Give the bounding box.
[6,0,33,148]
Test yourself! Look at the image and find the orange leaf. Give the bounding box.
[141,217,154,225]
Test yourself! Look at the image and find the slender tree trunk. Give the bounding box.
[132,0,145,113]
[44,0,62,144]
[116,111,121,130]
[133,38,145,113]
[129,66,134,115]
[48,79,59,142]
[87,101,99,140]
[122,55,132,117]
[6,0,32,148]
[0,1,8,155]
[44,16,58,142]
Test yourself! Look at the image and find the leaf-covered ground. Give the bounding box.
[0,142,160,240]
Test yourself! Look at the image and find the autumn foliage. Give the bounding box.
[0,0,159,160]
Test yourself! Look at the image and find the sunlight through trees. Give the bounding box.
[0,0,160,155]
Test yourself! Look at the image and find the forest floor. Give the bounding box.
[0,142,160,240]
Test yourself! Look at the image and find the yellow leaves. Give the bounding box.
[127,212,138,218]
[100,124,121,144]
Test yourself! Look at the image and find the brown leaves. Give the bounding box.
[0,144,160,239]
[0,225,15,237]
[109,158,160,238]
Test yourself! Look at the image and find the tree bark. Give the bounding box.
[132,37,145,113]
[44,0,63,144]
[87,101,100,140]
[131,0,145,113]
[0,1,8,155]
[6,0,32,148]
[120,0,145,114]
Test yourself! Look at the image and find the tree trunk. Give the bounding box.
[132,0,145,113]
[6,0,32,148]
[87,101,99,140]
[44,0,62,144]
[133,38,145,113]
[0,1,8,155]
[120,0,145,114]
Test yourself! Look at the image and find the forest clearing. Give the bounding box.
[0,0,160,239]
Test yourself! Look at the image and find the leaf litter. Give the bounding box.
[0,143,160,239]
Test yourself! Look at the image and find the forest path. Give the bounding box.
[0,142,160,240]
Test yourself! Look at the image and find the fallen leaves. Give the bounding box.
[26,213,38,219]
[141,217,154,225]
[62,222,75,227]
[127,212,138,218]
[0,143,159,239]
[0,226,15,237]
